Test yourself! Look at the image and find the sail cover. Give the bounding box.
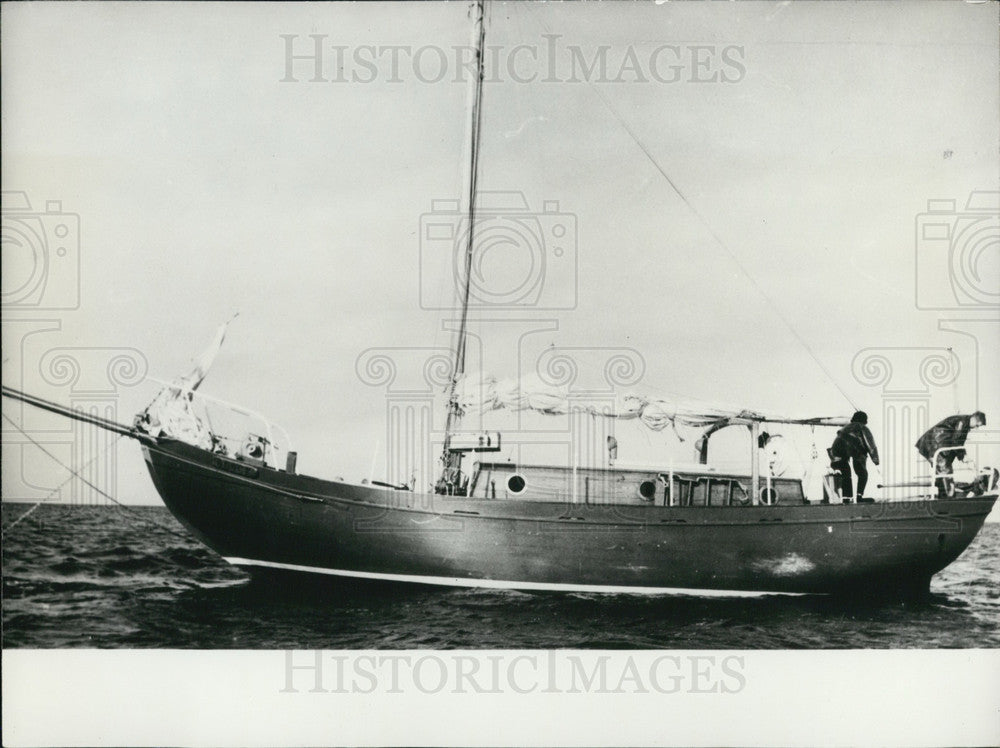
[136,388,214,449]
[455,372,849,435]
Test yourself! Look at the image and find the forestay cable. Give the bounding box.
[523,4,858,410]
[3,431,124,532]
[1,412,193,542]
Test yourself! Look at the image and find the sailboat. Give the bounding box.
[3,2,996,597]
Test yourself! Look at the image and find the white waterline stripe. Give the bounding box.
[223,557,811,597]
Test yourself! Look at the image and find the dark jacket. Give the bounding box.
[916,415,974,462]
[831,422,880,465]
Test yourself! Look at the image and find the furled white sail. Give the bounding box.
[455,372,848,434]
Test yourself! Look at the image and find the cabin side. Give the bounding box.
[468,462,806,506]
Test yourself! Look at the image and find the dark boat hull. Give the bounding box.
[142,439,996,596]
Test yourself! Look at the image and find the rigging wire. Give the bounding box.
[523,4,859,411]
[2,430,125,532]
[4,501,45,532]
[1,412,193,542]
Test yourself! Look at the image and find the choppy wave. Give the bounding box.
[3,504,998,648]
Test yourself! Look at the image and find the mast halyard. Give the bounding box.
[439,0,487,494]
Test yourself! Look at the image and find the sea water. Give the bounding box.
[3,504,998,648]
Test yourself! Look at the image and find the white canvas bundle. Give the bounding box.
[454,372,792,434]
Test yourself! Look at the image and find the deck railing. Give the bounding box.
[928,445,998,498]
[144,377,293,470]
[877,446,997,500]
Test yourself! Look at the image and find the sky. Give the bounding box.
[2,1,998,514]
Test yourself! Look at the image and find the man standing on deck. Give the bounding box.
[916,411,986,498]
[829,411,879,503]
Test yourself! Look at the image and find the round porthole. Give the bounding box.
[507,474,526,494]
[638,480,656,501]
[759,487,778,505]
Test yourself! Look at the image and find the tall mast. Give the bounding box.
[440,0,486,488]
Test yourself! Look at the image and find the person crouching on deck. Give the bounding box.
[915,411,986,498]
[829,411,880,503]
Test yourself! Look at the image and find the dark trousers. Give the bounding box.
[833,456,868,498]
